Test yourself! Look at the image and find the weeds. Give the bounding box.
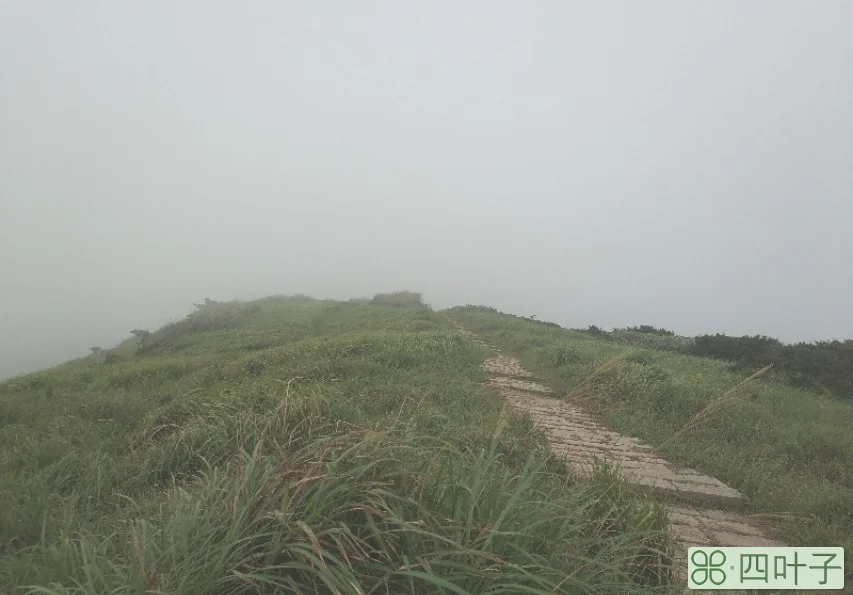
[658,364,773,448]
[0,296,672,593]
[448,306,853,579]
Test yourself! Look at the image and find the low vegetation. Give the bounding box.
[0,294,672,594]
[449,305,853,579]
[689,333,853,400]
[577,323,853,402]
[369,290,428,308]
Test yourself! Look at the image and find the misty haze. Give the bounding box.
[2,1,851,381]
[2,3,853,592]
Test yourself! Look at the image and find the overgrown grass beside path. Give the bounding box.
[0,294,675,593]
[447,305,853,581]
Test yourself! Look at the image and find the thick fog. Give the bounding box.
[2,1,851,380]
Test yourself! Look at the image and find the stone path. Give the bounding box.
[448,317,784,586]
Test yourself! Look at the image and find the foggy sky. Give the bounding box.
[2,1,852,380]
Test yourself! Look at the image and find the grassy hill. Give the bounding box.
[0,294,672,594]
[448,305,853,580]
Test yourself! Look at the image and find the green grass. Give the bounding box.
[447,306,853,580]
[0,294,675,594]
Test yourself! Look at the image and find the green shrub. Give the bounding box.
[370,291,427,308]
[545,342,581,367]
[691,334,853,401]
[610,330,694,352]
[625,325,675,336]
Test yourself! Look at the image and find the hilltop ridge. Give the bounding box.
[1,292,850,592]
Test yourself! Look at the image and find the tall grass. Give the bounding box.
[19,423,672,594]
[447,306,853,580]
[0,296,674,593]
[658,364,773,449]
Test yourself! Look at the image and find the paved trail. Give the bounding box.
[447,317,783,587]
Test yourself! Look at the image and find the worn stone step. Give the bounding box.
[499,386,746,509]
[485,376,556,396]
[481,355,535,378]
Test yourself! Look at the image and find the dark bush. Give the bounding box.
[690,334,782,368]
[625,325,676,337]
[778,340,853,398]
[130,329,152,347]
[690,334,853,401]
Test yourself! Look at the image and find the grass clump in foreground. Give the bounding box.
[0,294,673,593]
[447,306,853,579]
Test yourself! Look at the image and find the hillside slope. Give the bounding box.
[0,294,672,594]
[448,305,853,584]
